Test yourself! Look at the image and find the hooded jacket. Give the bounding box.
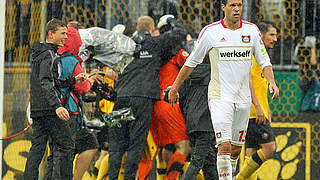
[57,27,92,113]
[30,42,62,118]
[115,20,187,100]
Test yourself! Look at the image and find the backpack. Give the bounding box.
[48,51,83,110]
[51,51,86,130]
[49,51,75,89]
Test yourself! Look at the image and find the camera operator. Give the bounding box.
[108,15,187,180]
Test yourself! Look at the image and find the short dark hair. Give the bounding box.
[46,18,67,37]
[221,0,243,5]
[123,20,137,37]
[221,0,228,5]
[184,23,197,38]
[257,21,276,34]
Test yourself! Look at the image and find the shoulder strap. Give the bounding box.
[48,50,61,79]
[60,51,74,58]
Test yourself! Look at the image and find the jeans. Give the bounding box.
[182,131,218,180]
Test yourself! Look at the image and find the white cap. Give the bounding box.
[157,14,174,29]
[112,24,125,34]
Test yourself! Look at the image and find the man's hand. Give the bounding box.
[269,83,279,100]
[88,70,105,84]
[168,87,179,107]
[75,73,87,84]
[56,106,70,121]
[88,69,104,77]
[255,104,266,124]
[105,68,118,80]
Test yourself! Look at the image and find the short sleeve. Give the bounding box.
[184,27,212,67]
[252,26,272,70]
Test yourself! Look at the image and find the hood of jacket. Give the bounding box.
[57,27,83,58]
[30,42,58,63]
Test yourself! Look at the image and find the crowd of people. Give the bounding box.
[23,0,280,179]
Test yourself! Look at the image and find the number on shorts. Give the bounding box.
[239,130,247,142]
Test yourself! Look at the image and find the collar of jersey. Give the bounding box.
[221,19,243,30]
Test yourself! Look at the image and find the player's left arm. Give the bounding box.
[252,26,279,100]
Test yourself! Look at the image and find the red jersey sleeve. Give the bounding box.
[174,49,189,68]
[72,63,92,95]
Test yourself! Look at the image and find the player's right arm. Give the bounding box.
[168,26,212,106]
[252,26,279,100]
[262,66,279,100]
[249,72,266,124]
[169,65,194,106]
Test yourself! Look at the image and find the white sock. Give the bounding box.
[217,153,233,180]
[230,157,239,175]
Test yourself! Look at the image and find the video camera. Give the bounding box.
[90,81,117,102]
[82,82,116,103]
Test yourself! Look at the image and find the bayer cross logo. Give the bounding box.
[216,132,222,138]
[262,132,269,140]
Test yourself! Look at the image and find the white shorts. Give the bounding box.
[208,99,251,146]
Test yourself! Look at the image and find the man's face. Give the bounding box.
[49,26,68,47]
[222,0,243,23]
[262,26,277,49]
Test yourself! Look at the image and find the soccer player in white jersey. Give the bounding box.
[168,0,279,179]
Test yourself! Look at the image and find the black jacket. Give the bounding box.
[115,21,187,100]
[181,64,214,134]
[30,42,63,118]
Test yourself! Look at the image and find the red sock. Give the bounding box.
[165,152,186,180]
[138,156,153,180]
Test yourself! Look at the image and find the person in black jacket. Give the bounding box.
[24,18,85,180]
[107,15,187,180]
[180,63,218,180]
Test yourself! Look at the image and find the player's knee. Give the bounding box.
[218,142,231,154]
[175,140,191,156]
[231,145,242,157]
[261,141,276,158]
[269,141,276,153]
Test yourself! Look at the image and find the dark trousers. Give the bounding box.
[44,115,78,180]
[108,97,154,180]
[182,131,218,180]
[24,115,75,180]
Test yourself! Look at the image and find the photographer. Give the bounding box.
[108,16,187,179]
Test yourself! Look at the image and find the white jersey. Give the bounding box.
[185,19,272,103]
